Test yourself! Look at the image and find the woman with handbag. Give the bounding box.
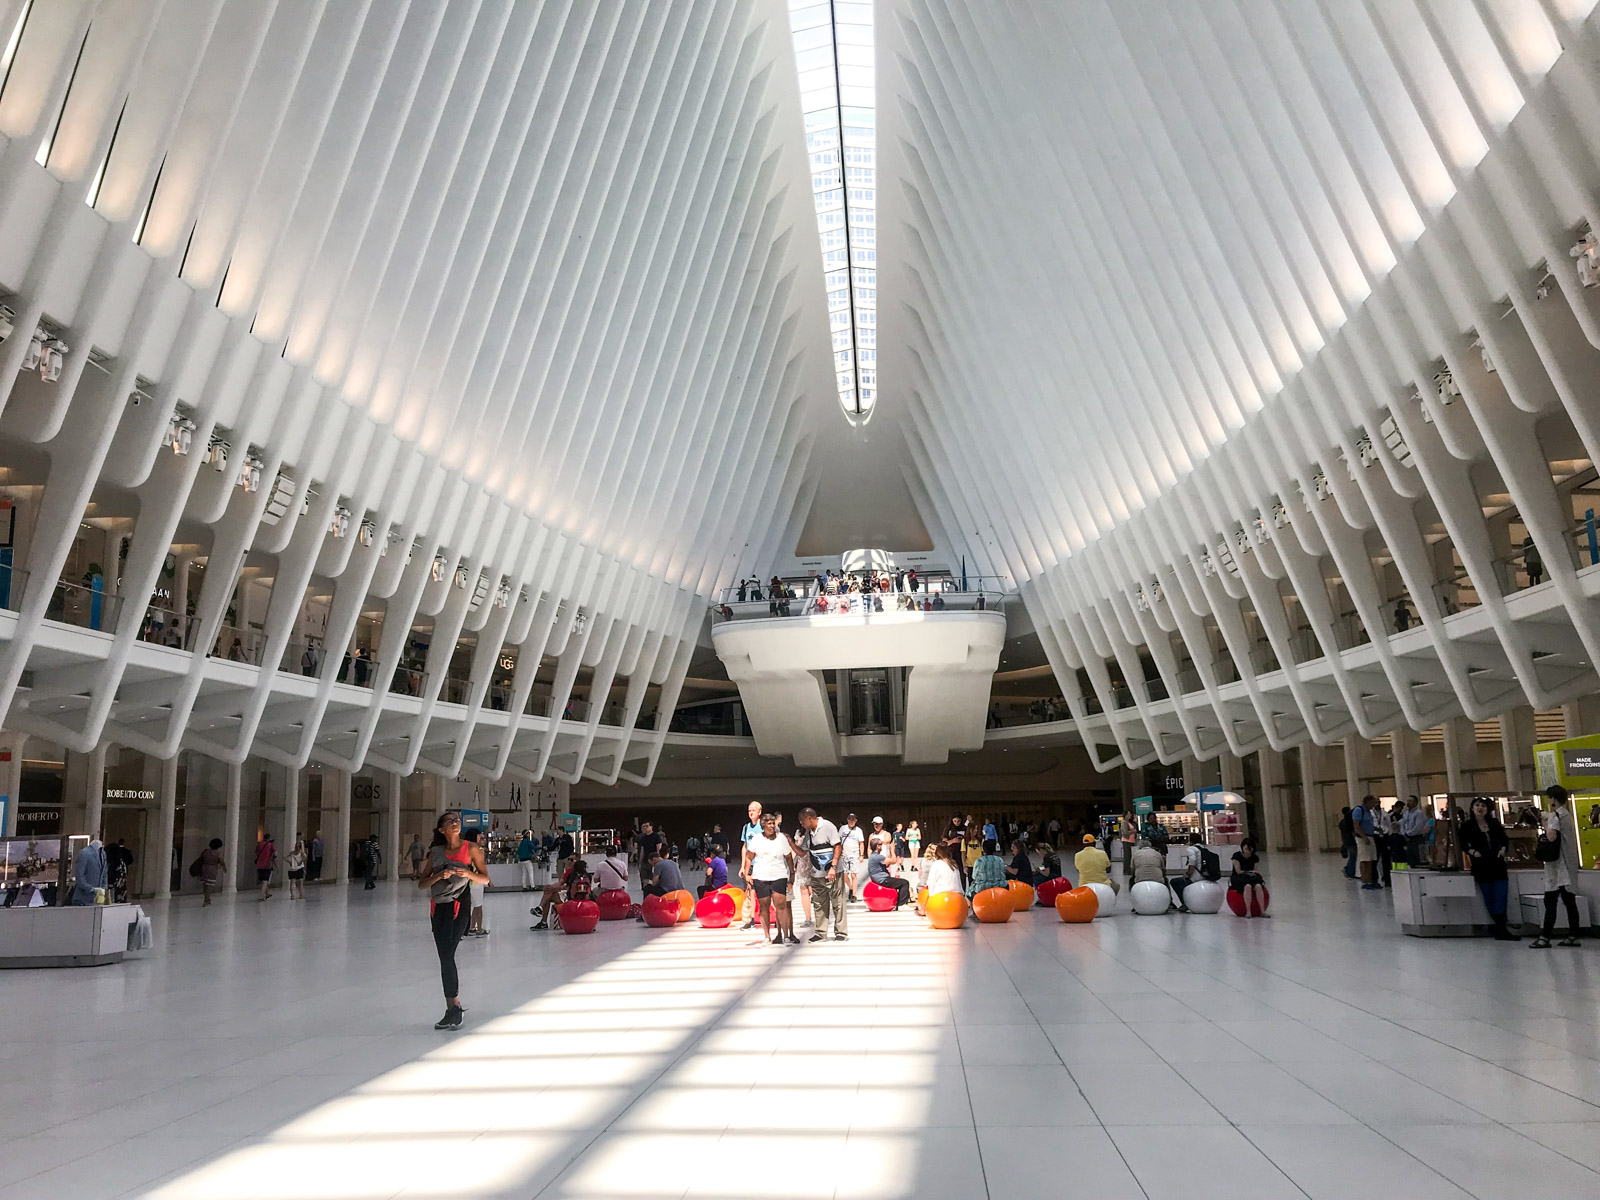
[1459,798,1518,941]
[1531,787,1583,949]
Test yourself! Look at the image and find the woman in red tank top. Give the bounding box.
[418,812,488,1030]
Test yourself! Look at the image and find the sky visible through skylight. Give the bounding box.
[788,0,876,421]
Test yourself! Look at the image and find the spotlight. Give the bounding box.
[21,332,41,372]
[330,506,350,538]
[431,555,446,583]
[39,337,66,382]
[1571,231,1600,288]
[239,455,263,493]
[0,305,13,342]
[357,520,375,547]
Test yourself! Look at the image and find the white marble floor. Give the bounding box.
[5,856,1600,1200]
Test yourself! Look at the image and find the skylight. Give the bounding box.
[788,0,876,422]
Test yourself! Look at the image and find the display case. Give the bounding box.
[1151,810,1202,843]
[1,835,68,907]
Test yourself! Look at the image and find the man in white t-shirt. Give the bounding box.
[741,813,797,945]
[799,807,846,941]
[840,813,866,903]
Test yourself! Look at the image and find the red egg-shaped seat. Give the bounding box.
[1226,886,1270,917]
[1036,877,1071,907]
[559,899,599,934]
[862,881,898,911]
[695,890,736,928]
[596,889,631,920]
[641,893,679,927]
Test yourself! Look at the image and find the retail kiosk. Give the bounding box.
[0,834,148,967]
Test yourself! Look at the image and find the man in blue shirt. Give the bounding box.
[738,801,764,928]
[866,847,909,909]
[641,847,684,902]
[700,851,729,898]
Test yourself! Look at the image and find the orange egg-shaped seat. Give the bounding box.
[926,890,968,929]
[1007,880,1035,912]
[559,899,600,934]
[972,887,1013,923]
[641,893,678,927]
[1055,886,1099,923]
[695,890,736,927]
[720,885,745,916]
[916,886,929,914]
[671,890,694,922]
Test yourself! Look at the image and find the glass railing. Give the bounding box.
[711,587,1007,624]
[43,578,123,634]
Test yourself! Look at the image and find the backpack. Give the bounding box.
[1196,845,1223,882]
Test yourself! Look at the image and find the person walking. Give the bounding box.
[308,831,324,883]
[906,820,922,865]
[286,838,307,899]
[420,812,489,1029]
[743,812,798,944]
[255,832,277,901]
[798,807,846,941]
[840,813,866,903]
[1460,797,1518,941]
[198,838,226,906]
[1531,786,1583,949]
[407,833,426,880]
[361,833,382,890]
[1337,806,1357,878]
[1523,534,1543,587]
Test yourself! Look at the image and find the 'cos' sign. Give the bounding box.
[352,783,382,802]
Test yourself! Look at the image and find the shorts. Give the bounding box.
[256,868,273,882]
[753,878,789,898]
[469,882,485,907]
[288,869,305,880]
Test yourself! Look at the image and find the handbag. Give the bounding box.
[1536,830,1562,863]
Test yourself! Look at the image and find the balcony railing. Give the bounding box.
[712,588,1007,624]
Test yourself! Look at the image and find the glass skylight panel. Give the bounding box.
[789,0,876,420]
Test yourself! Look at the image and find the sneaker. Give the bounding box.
[530,917,547,931]
[785,934,801,945]
[434,1005,464,1030]
[1530,937,1552,949]
[741,920,755,930]
[807,932,826,943]
[530,905,543,918]
[1361,884,1380,890]
[833,933,848,941]
[771,934,783,945]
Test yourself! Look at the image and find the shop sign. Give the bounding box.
[1563,749,1600,776]
[17,806,62,834]
[105,789,157,801]
[1132,796,1154,815]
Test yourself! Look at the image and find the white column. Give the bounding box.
[0,735,24,836]
[152,754,180,899]
[333,767,352,884]
[1299,741,1332,852]
[383,769,402,882]
[1442,717,1476,796]
[1219,753,1244,794]
[1391,726,1422,801]
[83,742,108,839]
[173,554,192,646]
[281,764,300,869]
[1562,698,1600,740]
[1499,707,1535,793]
[431,772,447,818]
[1257,748,1288,851]
[222,759,241,892]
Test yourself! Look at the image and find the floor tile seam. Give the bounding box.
[524,942,846,1200]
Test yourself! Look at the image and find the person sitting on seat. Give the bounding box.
[1130,839,1166,887]
[699,848,729,898]
[530,857,592,930]
[1074,833,1119,894]
[967,840,1007,898]
[1036,841,1062,881]
[596,843,629,894]
[866,844,911,909]
[1169,842,1203,911]
[1006,839,1037,887]
[641,846,683,900]
[1230,838,1268,919]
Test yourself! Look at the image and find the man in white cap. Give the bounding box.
[840,813,866,903]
